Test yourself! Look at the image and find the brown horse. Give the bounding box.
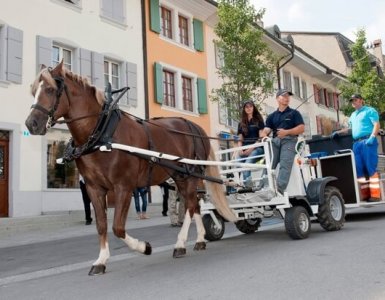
[25,61,236,275]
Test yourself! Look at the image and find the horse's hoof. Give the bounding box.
[173,248,186,258]
[88,264,106,276]
[193,242,206,251]
[144,241,152,255]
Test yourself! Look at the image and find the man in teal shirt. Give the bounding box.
[333,94,380,200]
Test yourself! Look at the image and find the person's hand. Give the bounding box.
[330,131,339,139]
[276,128,288,138]
[365,135,376,145]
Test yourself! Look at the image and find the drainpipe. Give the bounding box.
[141,0,149,120]
[276,35,295,89]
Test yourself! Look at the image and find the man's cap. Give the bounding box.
[349,93,363,101]
[242,99,254,107]
[276,88,293,97]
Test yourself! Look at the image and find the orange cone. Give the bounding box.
[369,172,381,201]
[357,177,370,201]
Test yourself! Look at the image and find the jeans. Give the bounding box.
[240,147,264,182]
[271,136,297,192]
[133,187,148,213]
[353,139,378,177]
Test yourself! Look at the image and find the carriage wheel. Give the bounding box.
[284,206,311,240]
[318,186,345,231]
[235,218,262,234]
[203,214,225,241]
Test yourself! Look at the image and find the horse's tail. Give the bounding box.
[205,148,237,222]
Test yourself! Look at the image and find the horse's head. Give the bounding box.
[25,61,70,135]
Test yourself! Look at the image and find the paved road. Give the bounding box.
[1,207,385,299]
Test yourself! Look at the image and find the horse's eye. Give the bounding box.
[46,87,55,95]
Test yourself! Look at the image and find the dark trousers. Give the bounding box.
[80,181,92,222]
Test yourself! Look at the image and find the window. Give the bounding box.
[149,2,203,51]
[52,45,72,70]
[182,76,193,111]
[293,76,300,97]
[46,129,79,189]
[0,25,23,84]
[154,62,207,114]
[161,6,172,39]
[104,60,119,90]
[283,71,292,91]
[301,80,307,100]
[100,0,126,24]
[214,43,224,69]
[163,70,175,107]
[178,15,189,46]
[226,99,238,128]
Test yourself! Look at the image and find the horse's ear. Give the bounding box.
[40,64,46,71]
[53,60,66,77]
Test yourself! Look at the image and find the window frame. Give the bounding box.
[52,44,73,70]
[159,2,194,50]
[163,69,176,107]
[283,70,292,92]
[182,75,193,111]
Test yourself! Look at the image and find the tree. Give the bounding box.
[338,28,385,117]
[211,0,277,121]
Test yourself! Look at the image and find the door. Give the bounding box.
[0,137,9,217]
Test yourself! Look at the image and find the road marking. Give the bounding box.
[0,223,284,286]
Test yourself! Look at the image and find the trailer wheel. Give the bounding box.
[284,206,311,240]
[203,214,225,241]
[318,186,345,231]
[235,218,262,234]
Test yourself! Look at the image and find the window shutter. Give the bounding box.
[91,51,104,90]
[150,0,161,33]
[193,19,204,52]
[36,35,52,71]
[126,61,137,107]
[6,26,23,84]
[313,84,319,104]
[101,0,113,19]
[154,62,163,104]
[112,0,125,23]
[79,48,92,82]
[197,78,207,114]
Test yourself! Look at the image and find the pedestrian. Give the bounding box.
[79,175,93,225]
[261,88,305,194]
[237,99,265,188]
[166,179,185,227]
[133,187,149,219]
[158,182,170,216]
[332,94,381,201]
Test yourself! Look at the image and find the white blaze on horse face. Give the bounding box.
[32,81,44,107]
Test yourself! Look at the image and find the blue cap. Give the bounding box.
[276,88,293,97]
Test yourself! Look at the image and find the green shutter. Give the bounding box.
[193,19,204,52]
[197,78,207,114]
[150,0,161,33]
[154,62,163,104]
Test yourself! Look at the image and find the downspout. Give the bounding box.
[276,35,295,89]
[141,0,149,120]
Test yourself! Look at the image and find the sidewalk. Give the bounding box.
[0,203,170,248]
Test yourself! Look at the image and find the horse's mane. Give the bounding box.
[32,66,105,106]
[62,69,105,106]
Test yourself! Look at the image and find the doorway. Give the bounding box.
[0,131,9,217]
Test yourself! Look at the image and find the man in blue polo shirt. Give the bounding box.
[262,88,305,194]
[333,94,380,200]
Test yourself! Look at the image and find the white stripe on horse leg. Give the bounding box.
[175,213,192,249]
[93,242,110,266]
[122,233,147,254]
[194,213,206,243]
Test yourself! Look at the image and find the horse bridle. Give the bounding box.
[30,73,67,129]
